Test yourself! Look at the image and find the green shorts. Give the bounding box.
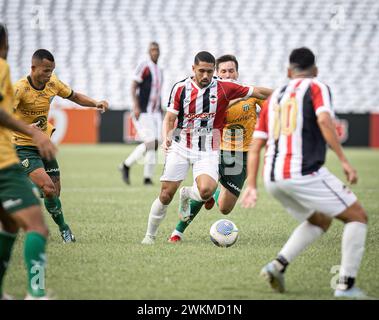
[219,150,247,197]
[16,145,60,177]
[0,164,40,214]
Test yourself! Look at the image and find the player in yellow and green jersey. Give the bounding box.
[0,23,58,299]
[169,54,269,242]
[13,49,109,243]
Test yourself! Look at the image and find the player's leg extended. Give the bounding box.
[143,139,159,185]
[0,164,49,298]
[121,113,155,184]
[334,201,368,298]
[0,207,19,299]
[12,205,49,299]
[178,151,219,222]
[142,180,181,244]
[43,157,74,242]
[170,199,204,241]
[29,167,73,242]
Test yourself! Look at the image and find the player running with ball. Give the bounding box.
[168,54,269,242]
[141,51,272,245]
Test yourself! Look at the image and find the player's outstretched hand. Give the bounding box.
[96,100,109,113]
[31,129,57,161]
[342,161,358,184]
[161,137,172,154]
[240,186,258,208]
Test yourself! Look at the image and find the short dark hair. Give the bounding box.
[149,41,159,47]
[216,54,239,71]
[32,49,55,62]
[194,51,215,65]
[0,23,8,49]
[289,47,315,70]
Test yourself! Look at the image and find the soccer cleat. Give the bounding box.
[61,227,76,243]
[120,164,130,185]
[1,293,14,300]
[204,197,215,210]
[334,286,368,299]
[178,187,191,222]
[141,235,155,245]
[260,261,285,293]
[144,178,153,185]
[168,235,182,243]
[24,294,50,300]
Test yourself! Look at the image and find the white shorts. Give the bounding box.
[264,167,357,222]
[160,142,219,183]
[132,112,162,143]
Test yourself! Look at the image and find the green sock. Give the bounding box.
[44,196,68,231]
[175,200,204,233]
[213,188,221,207]
[0,231,17,297]
[24,232,47,297]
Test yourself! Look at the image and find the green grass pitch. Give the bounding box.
[4,145,379,299]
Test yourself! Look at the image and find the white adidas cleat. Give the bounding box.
[24,294,50,300]
[260,261,285,293]
[141,235,155,245]
[179,187,191,222]
[334,286,368,299]
[1,293,14,300]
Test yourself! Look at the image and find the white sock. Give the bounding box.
[146,198,168,237]
[279,221,324,263]
[340,222,367,278]
[171,229,183,238]
[124,143,146,167]
[183,184,206,202]
[144,150,156,179]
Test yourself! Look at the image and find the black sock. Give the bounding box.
[275,255,289,273]
[338,276,355,290]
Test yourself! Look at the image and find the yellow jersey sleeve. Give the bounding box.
[54,74,73,99]
[0,58,19,169]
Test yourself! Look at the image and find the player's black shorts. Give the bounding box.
[219,150,247,197]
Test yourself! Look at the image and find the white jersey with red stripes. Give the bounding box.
[133,58,163,113]
[254,77,334,182]
[166,76,254,152]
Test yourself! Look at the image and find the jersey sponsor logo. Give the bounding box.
[21,159,29,168]
[19,108,48,116]
[185,112,216,120]
[46,168,59,173]
[2,198,23,210]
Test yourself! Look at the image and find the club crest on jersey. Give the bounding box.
[21,159,29,168]
[242,104,250,112]
[210,94,217,104]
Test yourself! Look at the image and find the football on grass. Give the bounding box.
[210,219,239,247]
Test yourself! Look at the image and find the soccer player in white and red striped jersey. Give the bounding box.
[241,47,368,298]
[141,51,272,244]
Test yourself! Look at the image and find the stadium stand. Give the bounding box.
[1,0,378,112]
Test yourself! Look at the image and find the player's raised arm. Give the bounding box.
[0,108,56,160]
[251,86,273,100]
[68,92,109,113]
